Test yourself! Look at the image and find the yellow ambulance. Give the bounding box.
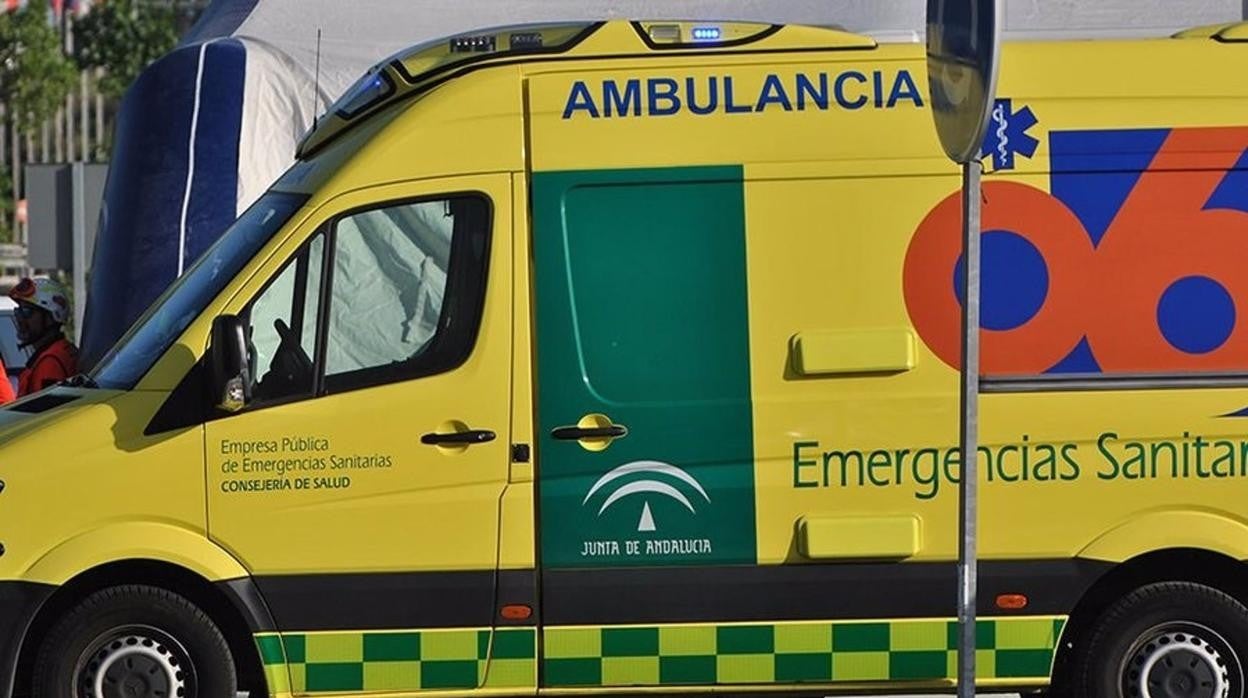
[4,17,1248,698]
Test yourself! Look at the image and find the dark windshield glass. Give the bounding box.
[91,192,309,390]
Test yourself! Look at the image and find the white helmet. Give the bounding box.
[9,276,71,325]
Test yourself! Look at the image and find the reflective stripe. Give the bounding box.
[178,41,214,276]
[543,617,1065,688]
[255,628,537,694]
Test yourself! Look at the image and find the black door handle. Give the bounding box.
[421,429,496,446]
[552,424,628,440]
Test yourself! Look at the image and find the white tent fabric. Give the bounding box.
[235,38,325,212]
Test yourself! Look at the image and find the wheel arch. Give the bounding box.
[1052,547,1248,692]
[1078,509,1248,563]
[20,520,250,586]
[13,527,273,696]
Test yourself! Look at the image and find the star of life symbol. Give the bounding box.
[980,98,1040,171]
[583,460,711,532]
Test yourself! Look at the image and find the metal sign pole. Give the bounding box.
[71,162,87,344]
[957,158,982,698]
[924,3,1000,694]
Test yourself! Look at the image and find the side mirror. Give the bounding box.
[210,315,251,413]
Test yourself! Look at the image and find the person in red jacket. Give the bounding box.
[9,277,78,397]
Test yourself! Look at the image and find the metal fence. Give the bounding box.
[2,67,111,248]
[2,0,114,263]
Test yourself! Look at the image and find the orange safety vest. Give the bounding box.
[0,358,13,404]
[18,337,78,397]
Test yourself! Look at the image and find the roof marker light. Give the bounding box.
[509,32,545,50]
[450,34,497,53]
[648,24,681,42]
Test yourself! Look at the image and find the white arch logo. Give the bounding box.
[583,460,711,532]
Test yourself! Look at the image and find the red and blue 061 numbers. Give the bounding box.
[904,126,1248,376]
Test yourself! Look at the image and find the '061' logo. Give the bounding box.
[904,126,1248,376]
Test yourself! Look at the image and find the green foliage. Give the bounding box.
[0,166,11,244]
[75,0,179,99]
[0,6,78,135]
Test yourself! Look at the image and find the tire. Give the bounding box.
[31,584,237,698]
[1073,582,1248,698]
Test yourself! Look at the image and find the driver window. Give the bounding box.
[323,195,490,393]
[244,232,325,404]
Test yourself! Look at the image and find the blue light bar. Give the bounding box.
[691,26,722,42]
[335,69,394,118]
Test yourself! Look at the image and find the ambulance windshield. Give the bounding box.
[91,192,309,390]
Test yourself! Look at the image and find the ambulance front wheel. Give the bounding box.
[31,584,237,698]
[1075,582,1248,698]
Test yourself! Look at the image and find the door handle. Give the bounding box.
[552,424,628,440]
[421,429,496,446]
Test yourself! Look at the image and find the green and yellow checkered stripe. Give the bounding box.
[544,617,1065,687]
[255,627,536,694]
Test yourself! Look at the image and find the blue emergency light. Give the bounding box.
[691,26,723,42]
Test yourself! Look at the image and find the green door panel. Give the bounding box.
[533,166,757,569]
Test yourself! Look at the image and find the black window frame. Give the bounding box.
[148,190,494,432]
[240,227,329,410]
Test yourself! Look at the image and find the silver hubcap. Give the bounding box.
[79,630,190,698]
[1125,625,1235,698]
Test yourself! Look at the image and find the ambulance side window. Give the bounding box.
[322,195,491,393]
[243,232,325,405]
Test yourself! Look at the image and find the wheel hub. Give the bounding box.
[1126,629,1231,698]
[80,632,188,698]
